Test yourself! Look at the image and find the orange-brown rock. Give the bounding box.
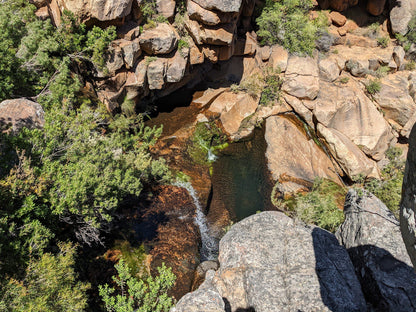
[318,0,358,11]
[366,0,386,16]
[329,11,347,26]
[192,0,244,13]
[0,99,44,132]
[35,6,49,20]
[139,23,178,55]
[156,0,175,20]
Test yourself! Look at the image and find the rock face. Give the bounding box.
[309,80,395,160]
[191,0,243,13]
[139,24,178,55]
[58,0,133,21]
[337,189,416,311]
[318,0,358,12]
[401,123,416,269]
[390,0,416,35]
[282,55,320,100]
[0,98,44,131]
[173,211,367,312]
[265,115,341,194]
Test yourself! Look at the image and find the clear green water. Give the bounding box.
[210,127,274,221]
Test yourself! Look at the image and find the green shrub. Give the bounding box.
[146,56,157,64]
[274,178,346,232]
[366,22,380,38]
[377,36,389,48]
[339,76,349,84]
[365,79,381,94]
[364,147,405,217]
[259,70,283,106]
[405,60,416,70]
[374,65,390,78]
[99,260,176,312]
[178,38,189,50]
[256,0,318,55]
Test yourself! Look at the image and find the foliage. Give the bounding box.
[187,122,228,165]
[405,60,416,70]
[256,0,320,55]
[274,178,346,232]
[366,22,380,38]
[178,39,190,50]
[99,259,176,312]
[364,147,405,217]
[373,65,390,78]
[0,242,89,312]
[259,69,283,106]
[365,79,381,95]
[377,36,389,48]
[85,25,117,68]
[339,76,349,84]
[145,56,158,65]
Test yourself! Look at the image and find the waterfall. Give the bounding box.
[175,181,218,261]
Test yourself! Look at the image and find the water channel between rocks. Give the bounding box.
[146,87,275,260]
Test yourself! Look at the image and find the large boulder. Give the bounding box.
[401,123,416,268]
[147,57,167,90]
[139,23,178,55]
[317,124,380,179]
[282,55,320,100]
[58,0,133,21]
[373,72,416,128]
[0,98,44,131]
[191,0,243,13]
[390,0,416,35]
[173,211,367,311]
[308,80,395,160]
[265,115,341,194]
[337,189,416,311]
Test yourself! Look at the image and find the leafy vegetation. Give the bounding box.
[256,0,323,55]
[365,79,381,95]
[364,147,405,217]
[99,260,176,312]
[377,36,389,48]
[273,178,346,232]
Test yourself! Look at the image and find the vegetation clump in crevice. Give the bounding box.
[256,0,328,55]
[272,178,346,232]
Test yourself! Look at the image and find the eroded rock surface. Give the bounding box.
[173,211,367,312]
[0,98,44,131]
[337,189,416,311]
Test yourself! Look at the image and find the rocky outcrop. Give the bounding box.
[173,211,367,312]
[0,98,44,131]
[265,115,341,195]
[401,123,416,269]
[139,23,178,55]
[337,189,416,311]
[390,0,416,35]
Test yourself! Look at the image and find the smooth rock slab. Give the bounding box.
[337,189,416,311]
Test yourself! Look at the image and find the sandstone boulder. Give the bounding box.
[282,55,319,100]
[191,0,243,13]
[373,72,416,127]
[139,23,178,55]
[393,46,406,70]
[269,45,288,72]
[311,80,394,160]
[58,0,133,21]
[117,39,141,69]
[317,124,380,179]
[174,211,367,311]
[156,0,175,20]
[0,99,44,131]
[166,49,188,83]
[329,11,346,26]
[319,58,340,82]
[147,57,166,90]
[337,189,416,311]
[265,115,341,194]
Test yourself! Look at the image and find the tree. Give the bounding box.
[99,260,176,312]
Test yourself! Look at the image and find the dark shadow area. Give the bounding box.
[342,0,389,28]
[224,297,256,312]
[313,227,416,311]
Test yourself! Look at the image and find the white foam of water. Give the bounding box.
[207,149,218,162]
[175,181,217,260]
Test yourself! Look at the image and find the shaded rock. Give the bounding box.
[139,23,178,55]
[189,40,205,65]
[318,0,358,12]
[390,0,416,35]
[147,57,166,90]
[345,59,368,77]
[393,46,406,70]
[401,123,416,268]
[312,80,394,160]
[265,115,341,194]
[191,260,219,291]
[93,44,124,78]
[117,39,141,69]
[191,0,243,13]
[187,0,237,25]
[283,94,314,127]
[58,0,133,21]
[319,58,340,82]
[317,124,380,179]
[337,189,416,311]
[401,110,416,138]
[0,99,44,131]
[192,88,227,107]
[373,71,416,127]
[366,0,386,16]
[35,6,50,20]
[282,55,320,100]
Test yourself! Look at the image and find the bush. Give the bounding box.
[365,79,381,94]
[256,0,319,55]
[273,178,346,232]
[99,260,176,312]
[259,70,283,106]
[377,36,389,48]
[364,147,405,217]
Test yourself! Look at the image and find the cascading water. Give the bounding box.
[175,181,218,261]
